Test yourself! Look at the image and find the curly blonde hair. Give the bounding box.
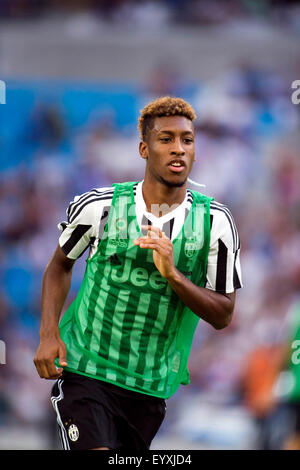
[138,96,197,140]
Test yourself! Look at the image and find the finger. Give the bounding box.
[134,236,171,249]
[42,358,63,380]
[141,225,163,238]
[133,235,158,245]
[139,241,166,253]
[139,237,171,248]
[35,350,64,379]
[35,359,53,379]
[133,236,147,243]
[34,359,46,379]
[46,361,64,379]
[58,344,68,367]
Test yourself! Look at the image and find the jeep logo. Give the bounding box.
[109,258,171,292]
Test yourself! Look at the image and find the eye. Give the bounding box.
[160,137,171,142]
[184,138,193,144]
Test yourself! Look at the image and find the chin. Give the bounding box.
[160,175,187,188]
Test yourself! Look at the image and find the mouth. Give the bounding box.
[167,159,186,173]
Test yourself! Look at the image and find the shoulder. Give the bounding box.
[209,200,240,252]
[66,186,115,224]
[209,200,237,225]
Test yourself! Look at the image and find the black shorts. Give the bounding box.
[50,370,166,450]
[291,402,300,433]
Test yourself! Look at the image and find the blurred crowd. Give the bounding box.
[1,0,300,30]
[0,60,300,449]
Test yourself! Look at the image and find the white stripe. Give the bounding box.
[69,193,115,223]
[68,188,114,220]
[210,202,238,252]
[51,379,70,450]
[68,182,138,222]
[51,379,69,450]
[67,188,113,218]
[234,249,243,288]
[187,177,206,188]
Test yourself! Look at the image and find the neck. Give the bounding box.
[142,177,187,217]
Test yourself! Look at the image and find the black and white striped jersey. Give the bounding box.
[58,182,243,294]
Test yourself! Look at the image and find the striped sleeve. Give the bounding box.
[58,187,114,260]
[206,201,243,294]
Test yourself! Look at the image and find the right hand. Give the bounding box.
[34,336,68,380]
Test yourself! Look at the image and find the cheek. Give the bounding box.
[187,151,196,166]
[148,148,166,165]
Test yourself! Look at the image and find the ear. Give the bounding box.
[139,141,148,160]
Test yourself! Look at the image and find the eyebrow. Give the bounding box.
[156,129,194,135]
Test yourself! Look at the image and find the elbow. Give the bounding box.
[212,311,233,330]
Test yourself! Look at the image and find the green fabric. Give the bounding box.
[57,181,213,398]
[286,302,300,402]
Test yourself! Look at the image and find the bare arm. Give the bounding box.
[134,226,235,330]
[34,244,75,379]
[164,270,235,329]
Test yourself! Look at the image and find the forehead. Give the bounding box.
[152,115,194,134]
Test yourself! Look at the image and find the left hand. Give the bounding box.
[133,225,177,280]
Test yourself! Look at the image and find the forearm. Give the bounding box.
[133,226,235,329]
[40,263,73,339]
[166,269,234,329]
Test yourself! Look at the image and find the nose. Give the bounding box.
[170,137,185,156]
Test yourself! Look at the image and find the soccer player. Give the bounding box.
[34,96,242,450]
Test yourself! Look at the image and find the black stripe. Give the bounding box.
[210,203,238,252]
[141,215,152,235]
[68,183,138,222]
[162,218,175,239]
[77,236,96,259]
[215,238,228,293]
[233,249,242,289]
[60,222,67,232]
[67,188,114,221]
[211,202,238,240]
[205,213,213,289]
[98,205,111,241]
[169,217,175,239]
[61,224,92,255]
[68,189,113,219]
[69,195,113,224]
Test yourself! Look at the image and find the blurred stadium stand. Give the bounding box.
[0,0,300,450]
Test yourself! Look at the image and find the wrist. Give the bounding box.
[39,326,60,341]
[165,267,182,283]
